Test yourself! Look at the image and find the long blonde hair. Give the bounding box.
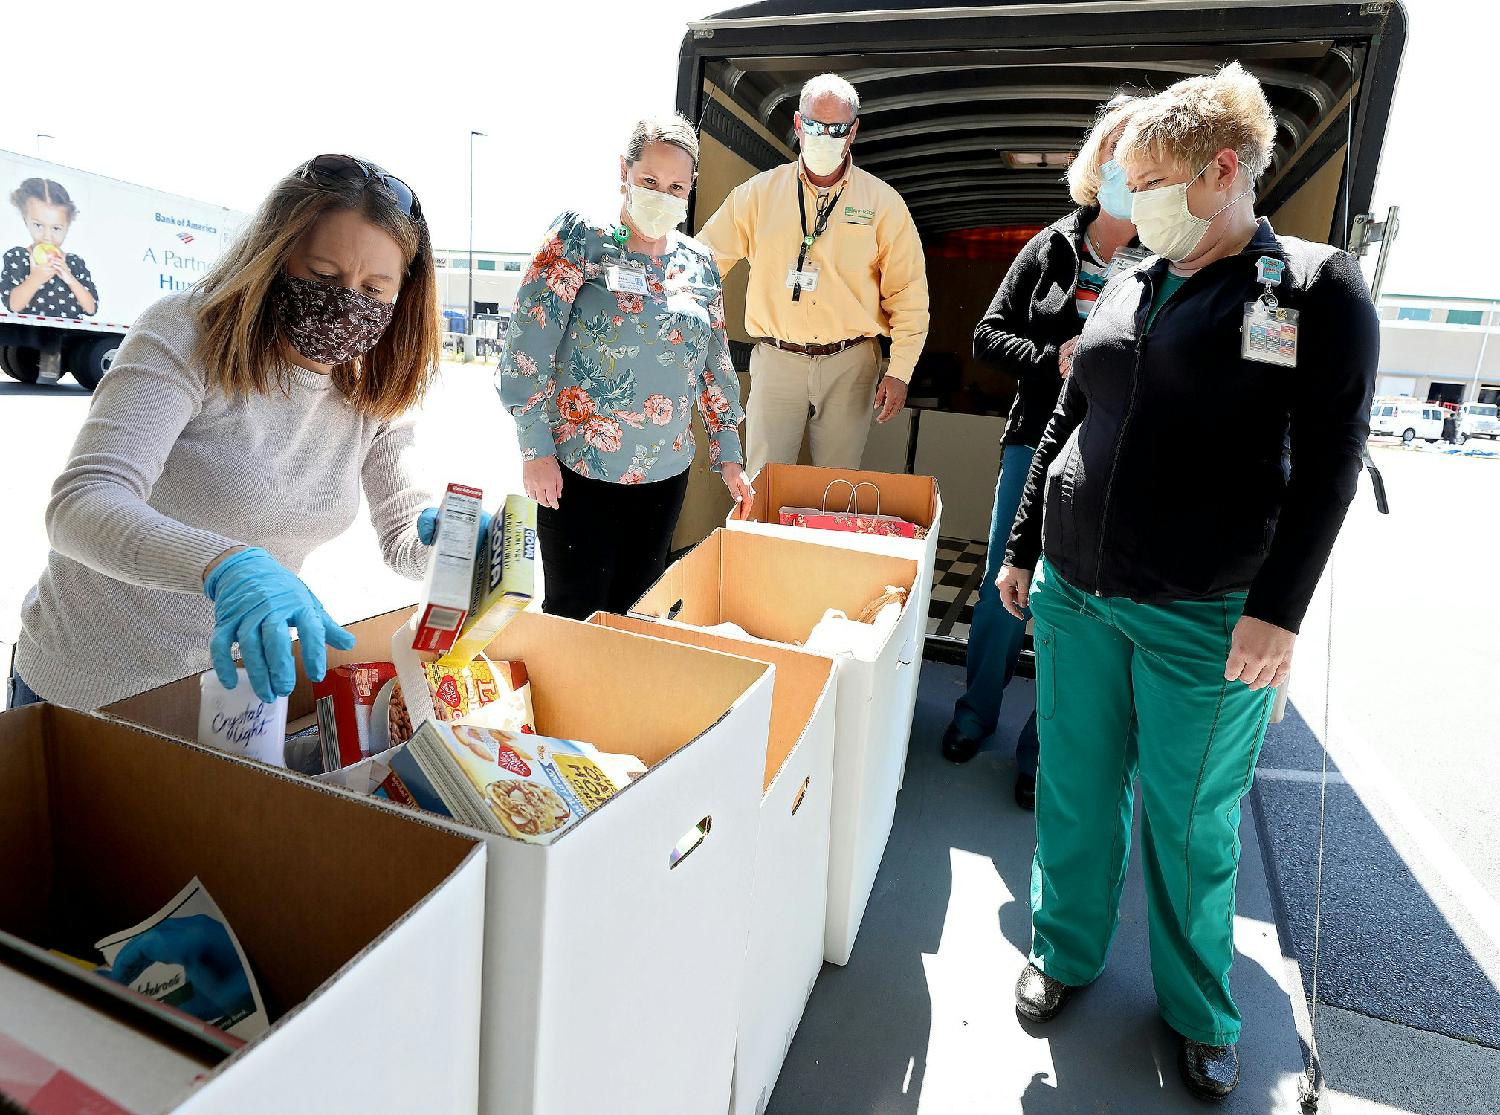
[1067,94,1144,207]
[193,162,440,422]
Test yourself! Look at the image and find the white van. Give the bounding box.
[1370,399,1446,443]
[1459,402,1500,441]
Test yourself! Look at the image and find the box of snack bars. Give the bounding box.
[439,493,537,667]
[413,482,484,655]
[311,662,398,768]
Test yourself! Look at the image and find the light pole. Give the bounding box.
[468,130,486,347]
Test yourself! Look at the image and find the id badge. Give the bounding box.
[1241,300,1299,367]
[606,263,650,296]
[1104,245,1152,284]
[784,264,820,292]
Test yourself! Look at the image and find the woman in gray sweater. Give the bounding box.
[8,155,442,711]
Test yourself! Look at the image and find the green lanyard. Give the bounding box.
[793,181,844,302]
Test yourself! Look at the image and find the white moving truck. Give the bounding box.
[0,150,245,390]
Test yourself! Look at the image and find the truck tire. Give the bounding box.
[1401,428,1416,444]
[68,335,120,392]
[0,345,41,384]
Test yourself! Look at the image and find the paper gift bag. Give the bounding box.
[778,479,925,539]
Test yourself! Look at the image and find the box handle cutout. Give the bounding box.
[670,816,712,869]
[791,776,811,816]
[666,599,685,621]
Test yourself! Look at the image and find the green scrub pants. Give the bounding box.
[1027,558,1276,1045]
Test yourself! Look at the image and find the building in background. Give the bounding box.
[434,248,529,325]
[1376,293,1500,407]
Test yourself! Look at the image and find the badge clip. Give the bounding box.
[1254,256,1285,308]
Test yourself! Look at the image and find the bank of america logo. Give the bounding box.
[177,231,195,244]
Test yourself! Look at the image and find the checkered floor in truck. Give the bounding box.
[927,537,989,644]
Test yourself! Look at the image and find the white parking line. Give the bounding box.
[1257,767,1349,785]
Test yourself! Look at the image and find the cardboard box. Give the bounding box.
[730,464,943,776]
[634,529,921,965]
[415,482,485,654]
[0,703,486,1114]
[106,608,776,1115]
[589,613,837,1115]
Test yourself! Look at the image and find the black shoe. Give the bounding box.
[1178,1037,1239,1101]
[1014,963,1072,1023]
[1014,772,1036,811]
[941,722,981,764]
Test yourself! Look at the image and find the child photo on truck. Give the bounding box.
[1,177,99,318]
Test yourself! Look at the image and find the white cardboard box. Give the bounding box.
[635,529,920,966]
[728,464,943,778]
[107,608,775,1115]
[589,613,837,1115]
[0,703,486,1114]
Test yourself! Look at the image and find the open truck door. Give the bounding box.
[672,0,1407,596]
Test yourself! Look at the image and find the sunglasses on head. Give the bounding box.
[802,118,857,139]
[297,154,423,221]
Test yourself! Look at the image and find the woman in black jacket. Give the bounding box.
[996,65,1378,1101]
[941,95,1142,812]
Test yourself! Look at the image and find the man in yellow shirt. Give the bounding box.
[697,74,930,475]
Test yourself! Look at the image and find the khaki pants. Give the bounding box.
[746,339,882,478]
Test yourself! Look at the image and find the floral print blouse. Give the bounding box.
[497,210,744,485]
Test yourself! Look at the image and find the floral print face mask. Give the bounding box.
[272,272,395,365]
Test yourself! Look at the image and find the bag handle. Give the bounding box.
[850,481,881,517]
[821,478,857,513]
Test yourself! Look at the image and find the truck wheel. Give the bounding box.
[1401,428,1416,444]
[68,335,119,391]
[0,345,41,384]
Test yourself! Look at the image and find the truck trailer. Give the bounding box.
[0,150,246,390]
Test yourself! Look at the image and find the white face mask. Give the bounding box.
[801,133,848,178]
[1130,161,1249,262]
[625,183,688,240]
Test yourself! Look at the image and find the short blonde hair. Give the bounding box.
[1116,62,1276,183]
[1067,94,1143,206]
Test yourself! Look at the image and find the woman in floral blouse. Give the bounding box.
[499,114,751,620]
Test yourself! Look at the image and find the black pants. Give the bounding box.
[537,466,691,621]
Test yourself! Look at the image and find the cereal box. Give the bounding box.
[414,483,484,654]
[400,722,635,844]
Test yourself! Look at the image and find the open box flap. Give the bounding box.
[587,612,837,794]
[741,464,940,531]
[637,529,919,650]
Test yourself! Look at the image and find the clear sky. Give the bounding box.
[0,0,1474,298]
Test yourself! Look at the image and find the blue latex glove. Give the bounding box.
[417,506,493,555]
[204,547,355,703]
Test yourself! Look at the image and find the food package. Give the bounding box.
[312,662,398,770]
[95,877,268,1040]
[438,493,538,667]
[394,722,644,844]
[196,669,289,766]
[414,482,485,654]
[386,657,535,751]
